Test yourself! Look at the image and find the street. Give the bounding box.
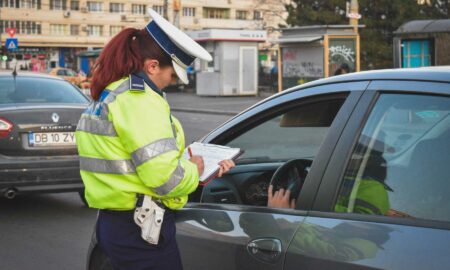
[0,111,231,270]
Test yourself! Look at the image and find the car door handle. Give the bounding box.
[247,238,282,263]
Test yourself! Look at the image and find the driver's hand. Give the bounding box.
[268,185,296,209]
[387,209,413,218]
[217,159,235,177]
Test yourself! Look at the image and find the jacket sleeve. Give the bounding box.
[109,90,199,200]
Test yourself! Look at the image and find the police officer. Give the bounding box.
[75,9,234,270]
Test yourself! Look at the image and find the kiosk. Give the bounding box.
[274,25,361,90]
[393,19,450,68]
[189,29,266,96]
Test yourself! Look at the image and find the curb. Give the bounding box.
[171,107,239,116]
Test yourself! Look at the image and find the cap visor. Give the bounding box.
[172,60,189,85]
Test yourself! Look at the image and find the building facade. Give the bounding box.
[393,19,450,68]
[0,0,287,72]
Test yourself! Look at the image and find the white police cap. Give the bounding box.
[146,8,212,84]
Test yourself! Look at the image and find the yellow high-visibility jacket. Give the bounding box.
[75,74,199,210]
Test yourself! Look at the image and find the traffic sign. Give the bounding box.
[6,38,18,51]
[6,28,17,37]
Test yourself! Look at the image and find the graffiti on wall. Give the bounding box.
[282,47,324,78]
[328,38,357,75]
[329,45,355,62]
[283,62,323,78]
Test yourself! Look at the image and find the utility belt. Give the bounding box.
[133,194,166,245]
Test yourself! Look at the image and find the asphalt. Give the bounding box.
[165,90,275,116]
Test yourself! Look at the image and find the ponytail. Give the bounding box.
[90,28,172,100]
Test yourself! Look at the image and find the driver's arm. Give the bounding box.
[268,185,296,209]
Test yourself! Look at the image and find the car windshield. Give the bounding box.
[65,69,78,76]
[0,76,88,104]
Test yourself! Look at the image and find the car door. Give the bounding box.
[176,81,370,270]
[285,80,450,269]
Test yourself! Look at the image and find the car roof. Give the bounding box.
[286,67,450,93]
[0,71,64,80]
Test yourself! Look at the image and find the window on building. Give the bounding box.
[236,10,247,20]
[253,10,262,20]
[87,1,102,12]
[0,0,26,8]
[50,24,69,35]
[0,20,41,34]
[70,0,79,10]
[87,25,103,36]
[19,0,39,8]
[183,7,195,17]
[110,25,123,36]
[0,0,9,7]
[401,39,433,68]
[153,5,165,15]
[50,0,66,10]
[334,93,450,222]
[132,4,146,14]
[203,8,230,19]
[70,24,79,35]
[109,3,124,13]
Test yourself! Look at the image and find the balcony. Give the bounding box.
[180,17,262,30]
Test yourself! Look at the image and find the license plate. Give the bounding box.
[29,132,76,147]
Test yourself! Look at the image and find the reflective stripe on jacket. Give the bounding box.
[335,178,390,216]
[75,75,199,210]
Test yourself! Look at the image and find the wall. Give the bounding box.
[435,33,450,66]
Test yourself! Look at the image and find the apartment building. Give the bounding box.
[0,0,286,71]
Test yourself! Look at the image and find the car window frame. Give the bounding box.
[197,81,369,212]
[312,79,450,230]
[221,95,349,163]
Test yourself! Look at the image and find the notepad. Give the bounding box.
[183,142,243,184]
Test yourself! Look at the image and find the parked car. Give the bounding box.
[0,71,89,202]
[48,67,88,88]
[87,67,450,270]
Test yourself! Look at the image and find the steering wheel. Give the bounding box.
[269,159,309,201]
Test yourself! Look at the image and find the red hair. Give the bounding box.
[90,28,172,100]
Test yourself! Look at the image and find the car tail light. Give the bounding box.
[0,118,13,138]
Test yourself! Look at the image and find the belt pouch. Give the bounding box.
[134,195,165,245]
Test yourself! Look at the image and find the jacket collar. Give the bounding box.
[134,71,164,97]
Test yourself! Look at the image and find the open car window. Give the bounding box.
[225,99,345,164]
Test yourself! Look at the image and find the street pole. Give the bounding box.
[173,0,181,28]
[163,0,169,20]
[349,0,359,33]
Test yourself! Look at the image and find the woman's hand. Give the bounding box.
[217,159,235,177]
[189,155,204,176]
[268,185,295,209]
[387,209,413,218]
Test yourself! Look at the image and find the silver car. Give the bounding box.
[88,67,450,270]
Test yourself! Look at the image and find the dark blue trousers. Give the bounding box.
[97,209,183,270]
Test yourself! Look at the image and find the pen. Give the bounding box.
[188,146,193,158]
